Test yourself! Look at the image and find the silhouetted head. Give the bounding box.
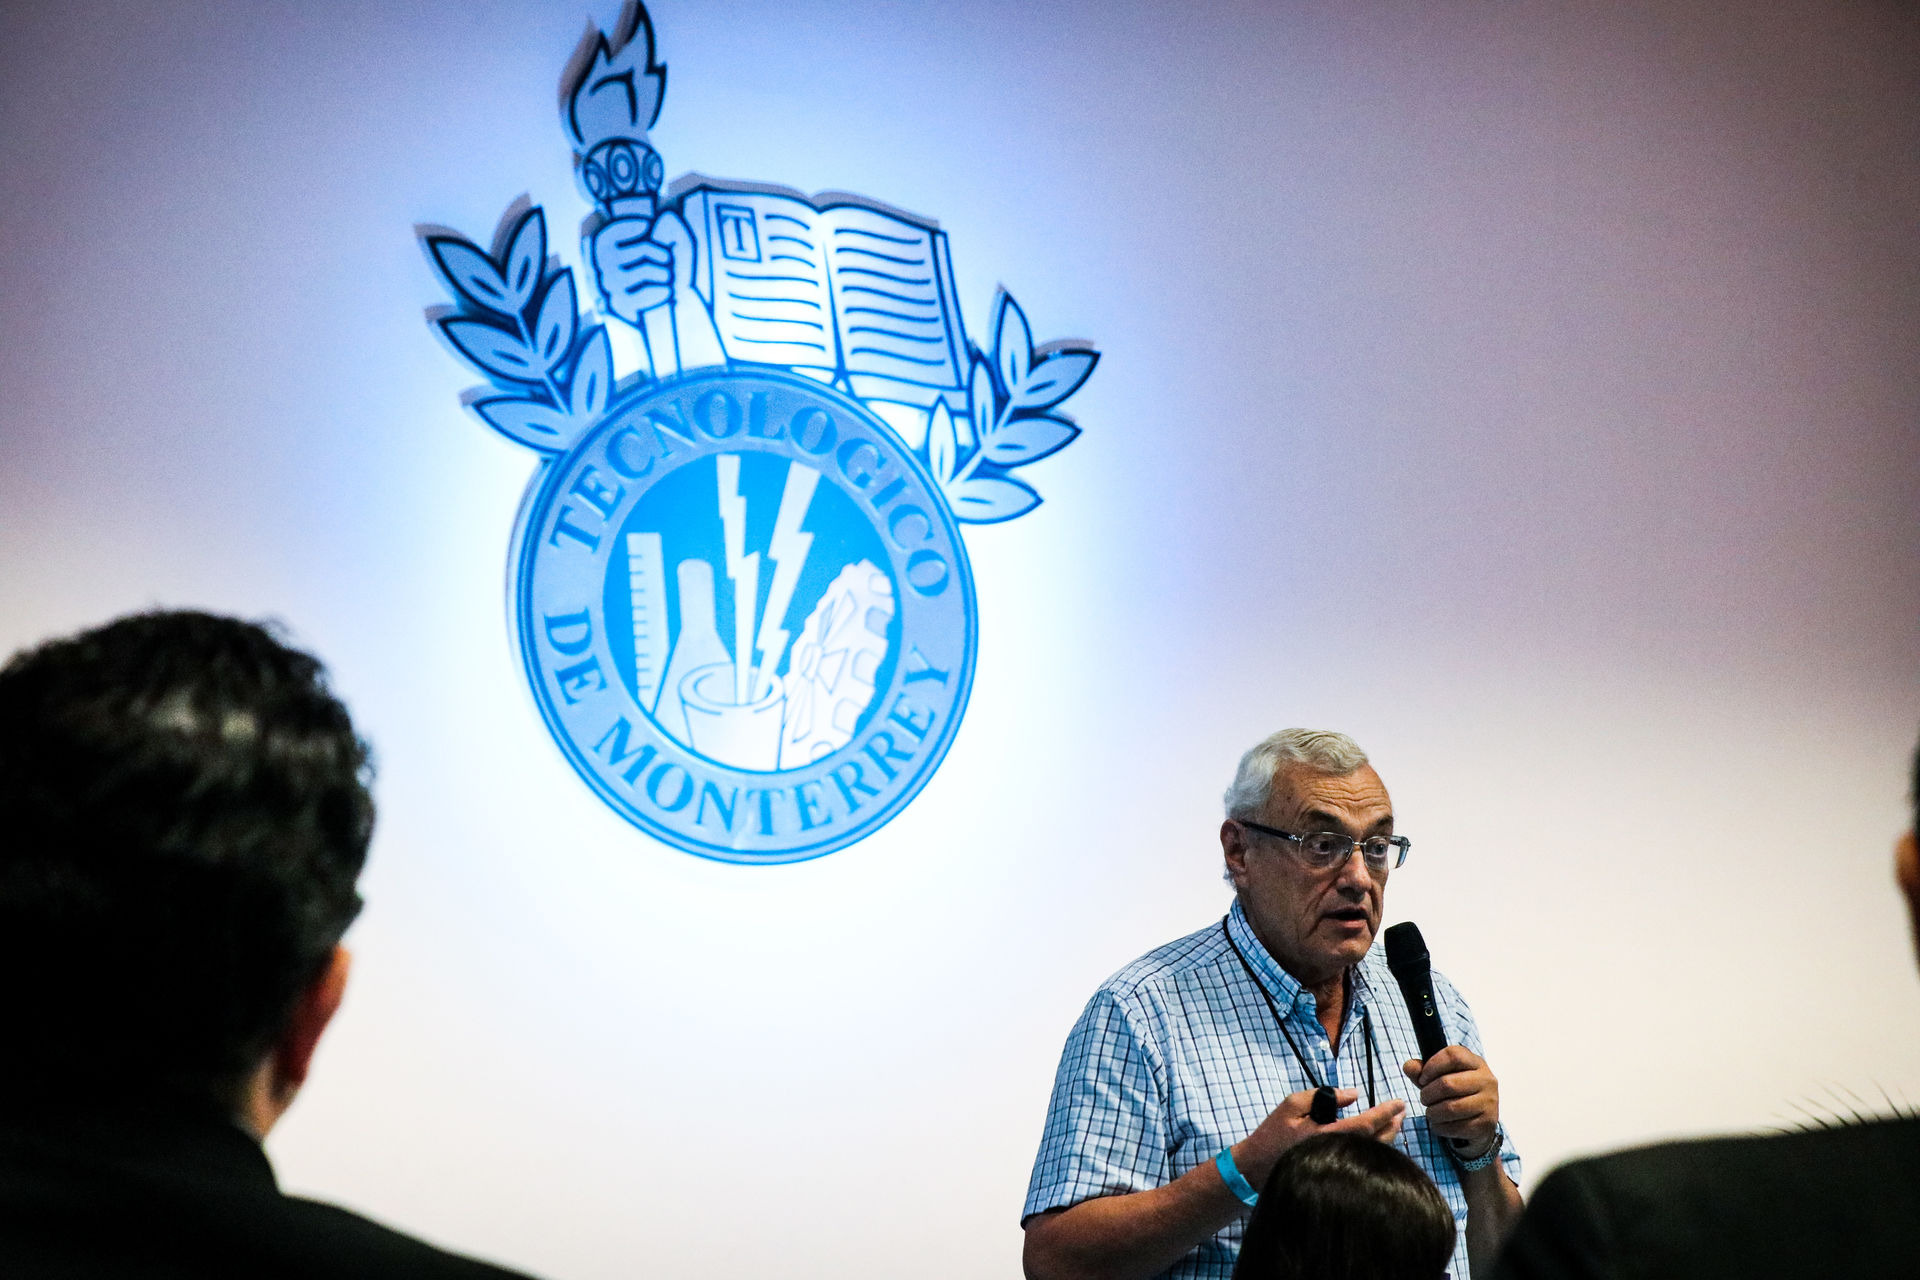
[1232,1132,1456,1280]
[0,610,372,1108]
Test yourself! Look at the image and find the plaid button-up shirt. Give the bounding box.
[1023,899,1520,1280]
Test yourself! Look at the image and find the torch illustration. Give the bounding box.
[564,6,680,378]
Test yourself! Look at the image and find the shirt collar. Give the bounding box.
[1226,898,1377,1026]
[0,1090,277,1192]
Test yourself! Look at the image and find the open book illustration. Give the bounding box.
[680,184,969,410]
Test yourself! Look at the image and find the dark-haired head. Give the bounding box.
[1232,1133,1456,1280]
[0,610,372,1113]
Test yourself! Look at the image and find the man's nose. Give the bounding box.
[1332,844,1374,890]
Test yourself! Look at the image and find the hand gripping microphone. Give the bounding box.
[1382,921,1469,1151]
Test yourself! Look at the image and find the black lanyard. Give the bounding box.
[1221,916,1377,1109]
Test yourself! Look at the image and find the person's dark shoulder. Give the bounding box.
[1491,1118,1920,1280]
[1569,1115,1920,1204]
[269,1194,543,1280]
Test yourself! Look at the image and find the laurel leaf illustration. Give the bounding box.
[1012,348,1098,412]
[428,236,512,314]
[441,316,540,382]
[948,475,1040,523]
[981,414,1079,467]
[472,395,574,453]
[968,356,996,445]
[533,270,579,373]
[570,325,613,420]
[993,293,1032,395]
[927,399,959,485]
[502,207,547,313]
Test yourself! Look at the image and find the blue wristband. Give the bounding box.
[1214,1147,1259,1207]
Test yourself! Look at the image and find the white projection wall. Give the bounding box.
[3,2,1917,1277]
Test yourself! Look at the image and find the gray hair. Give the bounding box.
[1223,728,1370,820]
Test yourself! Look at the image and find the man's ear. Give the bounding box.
[1896,832,1919,962]
[1220,820,1251,889]
[274,945,351,1093]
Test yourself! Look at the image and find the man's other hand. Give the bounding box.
[1232,1087,1406,1190]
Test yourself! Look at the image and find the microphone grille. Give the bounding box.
[1383,922,1430,974]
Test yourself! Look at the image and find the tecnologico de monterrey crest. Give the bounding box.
[421,3,1097,863]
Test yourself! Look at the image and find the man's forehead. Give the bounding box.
[1269,763,1393,823]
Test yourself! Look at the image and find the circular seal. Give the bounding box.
[511,367,976,863]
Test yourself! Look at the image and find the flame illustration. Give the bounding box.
[563,3,667,153]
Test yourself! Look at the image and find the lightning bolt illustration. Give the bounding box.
[715,454,759,706]
[751,462,822,700]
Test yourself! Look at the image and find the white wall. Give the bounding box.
[3,2,1917,1277]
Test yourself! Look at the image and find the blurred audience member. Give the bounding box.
[1489,727,1920,1280]
[1232,1132,1456,1280]
[0,611,541,1278]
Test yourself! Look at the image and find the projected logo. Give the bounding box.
[421,4,1097,862]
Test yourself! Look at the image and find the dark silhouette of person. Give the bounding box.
[1231,1131,1456,1280]
[1487,729,1920,1280]
[0,610,541,1278]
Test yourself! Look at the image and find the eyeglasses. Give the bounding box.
[1236,820,1411,872]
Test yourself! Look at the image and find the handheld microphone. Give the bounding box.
[1383,921,1469,1151]
[1383,922,1447,1062]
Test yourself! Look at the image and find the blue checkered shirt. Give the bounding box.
[1023,900,1520,1280]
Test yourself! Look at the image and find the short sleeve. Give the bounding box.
[1022,987,1172,1222]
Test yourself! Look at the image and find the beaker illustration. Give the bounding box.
[681,663,786,770]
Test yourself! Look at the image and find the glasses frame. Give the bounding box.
[1235,820,1411,872]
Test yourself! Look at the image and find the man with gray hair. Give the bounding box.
[1023,729,1524,1280]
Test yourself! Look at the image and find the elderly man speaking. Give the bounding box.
[1022,730,1524,1280]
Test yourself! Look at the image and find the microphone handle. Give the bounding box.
[1396,961,1450,1062]
[1392,961,1472,1151]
